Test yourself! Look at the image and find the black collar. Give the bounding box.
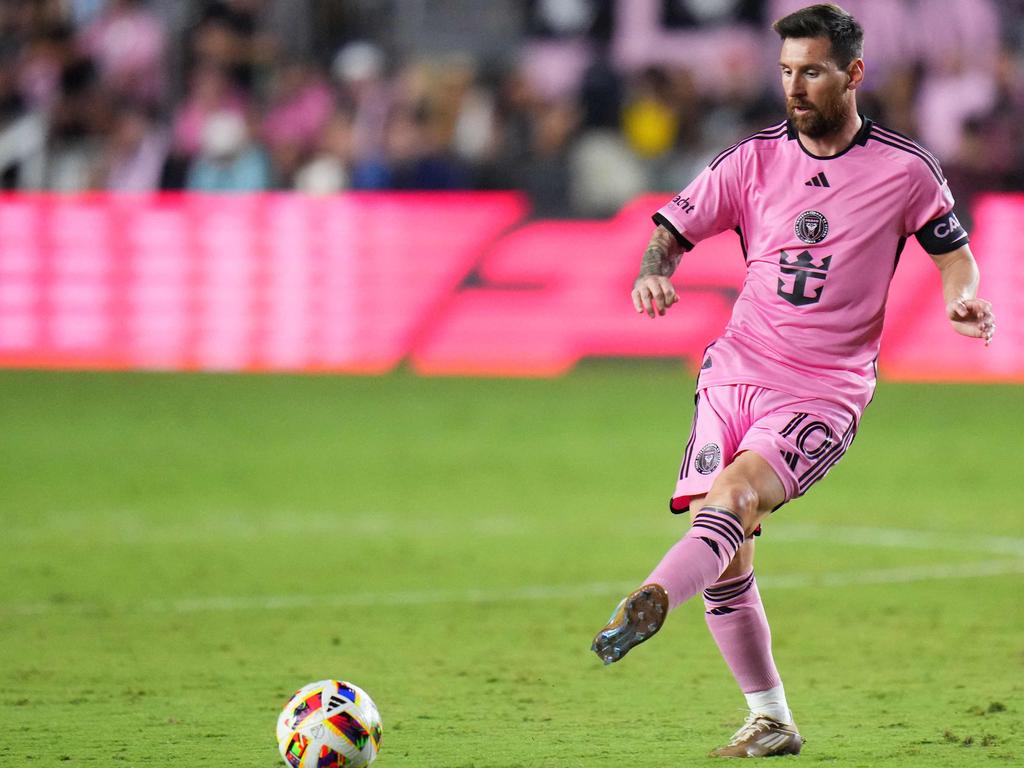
[786,114,872,160]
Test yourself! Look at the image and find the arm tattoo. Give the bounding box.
[638,226,682,278]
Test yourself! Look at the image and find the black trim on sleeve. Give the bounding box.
[652,213,695,251]
[893,235,907,274]
[915,211,969,255]
[734,226,748,262]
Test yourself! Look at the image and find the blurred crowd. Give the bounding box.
[0,0,1022,218]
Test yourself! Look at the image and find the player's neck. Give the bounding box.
[797,108,863,158]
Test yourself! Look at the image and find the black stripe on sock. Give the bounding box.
[704,571,755,601]
[699,536,720,557]
[704,571,753,595]
[692,515,744,551]
[699,505,744,528]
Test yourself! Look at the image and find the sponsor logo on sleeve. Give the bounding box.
[671,194,696,214]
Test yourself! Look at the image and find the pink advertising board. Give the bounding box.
[0,192,1019,381]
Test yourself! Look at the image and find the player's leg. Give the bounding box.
[591,386,743,665]
[643,450,785,611]
[700,400,856,757]
[592,451,784,664]
[697,511,800,756]
[700,531,786,708]
[655,394,858,618]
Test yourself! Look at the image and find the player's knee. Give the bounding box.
[704,478,760,535]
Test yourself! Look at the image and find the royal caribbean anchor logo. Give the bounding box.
[777,250,832,307]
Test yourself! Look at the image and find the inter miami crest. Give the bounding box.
[695,443,721,475]
[794,210,829,244]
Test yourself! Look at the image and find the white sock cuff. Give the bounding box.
[744,684,792,724]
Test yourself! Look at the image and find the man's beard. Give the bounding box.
[787,88,850,138]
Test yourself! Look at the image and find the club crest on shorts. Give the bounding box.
[695,443,722,475]
[794,210,829,244]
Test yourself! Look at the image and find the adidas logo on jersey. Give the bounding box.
[804,171,830,187]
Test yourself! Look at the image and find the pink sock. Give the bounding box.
[645,506,746,611]
[703,570,783,693]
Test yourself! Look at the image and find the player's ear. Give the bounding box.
[846,58,864,90]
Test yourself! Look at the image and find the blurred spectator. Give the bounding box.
[514,98,578,217]
[186,109,269,191]
[430,56,496,170]
[0,46,46,189]
[0,0,1017,210]
[294,108,354,195]
[380,104,468,190]
[520,0,613,101]
[17,22,74,112]
[331,40,392,166]
[917,54,998,160]
[166,62,248,186]
[569,48,642,216]
[172,62,247,157]
[622,67,679,159]
[191,0,258,91]
[945,45,1024,224]
[46,55,111,190]
[78,0,167,107]
[578,49,623,131]
[261,59,333,185]
[93,101,167,191]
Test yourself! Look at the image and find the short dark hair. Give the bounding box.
[772,4,864,69]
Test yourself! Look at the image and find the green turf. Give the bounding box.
[0,366,1021,766]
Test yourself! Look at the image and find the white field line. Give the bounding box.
[9,516,1024,557]
[774,524,1024,557]
[4,560,1024,617]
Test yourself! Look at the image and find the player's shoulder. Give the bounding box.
[862,119,946,184]
[707,120,789,171]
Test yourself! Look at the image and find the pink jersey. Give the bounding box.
[654,117,967,418]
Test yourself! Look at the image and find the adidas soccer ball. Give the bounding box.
[276,679,383,768]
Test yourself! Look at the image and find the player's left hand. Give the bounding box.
[947,297,995,346]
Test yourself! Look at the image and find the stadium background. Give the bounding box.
[1,1,1022,766]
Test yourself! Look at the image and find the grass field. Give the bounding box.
[0,366,1021,767]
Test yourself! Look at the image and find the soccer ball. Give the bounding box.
[276,679,383,768]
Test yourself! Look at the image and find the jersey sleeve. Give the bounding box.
[653,155,742,251]
[904,158,969,254]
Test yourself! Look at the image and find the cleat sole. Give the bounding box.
[590,584,668,664]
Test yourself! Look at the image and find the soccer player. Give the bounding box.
[591,3,995,758]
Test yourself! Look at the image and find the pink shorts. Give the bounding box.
[671,384,858,514]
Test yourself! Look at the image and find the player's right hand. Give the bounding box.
[632,275,678,318]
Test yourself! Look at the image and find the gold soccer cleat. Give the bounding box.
[590,584,669,665]
[710,713,803,758]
